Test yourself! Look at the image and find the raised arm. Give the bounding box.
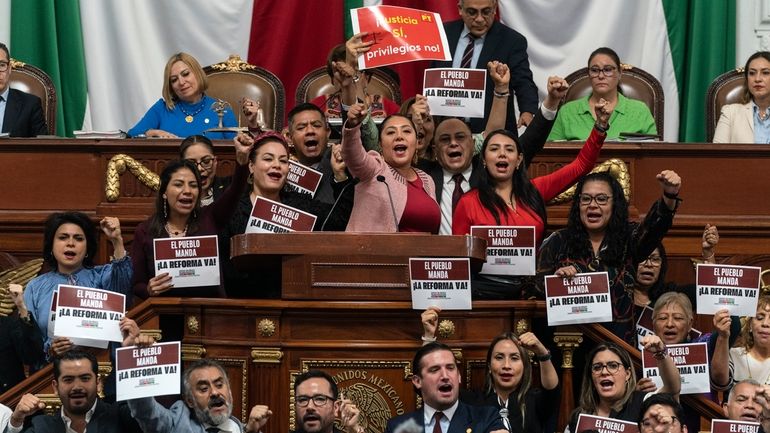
[641,334,681,397]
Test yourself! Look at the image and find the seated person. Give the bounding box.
[548,47,657,141]
[713,51,770,143]
[128,52,236,139]
[0,42,48,137]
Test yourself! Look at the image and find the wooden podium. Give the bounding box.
[230,232,487,300]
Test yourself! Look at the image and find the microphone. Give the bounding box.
[377,175,399,231]
[319,177,359,231]
[498,407,512,432]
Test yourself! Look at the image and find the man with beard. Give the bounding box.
[723,379,770,433]
[292,370,363,433]
[5,350,142,433]
[127,357,271,433]
[385,342,505,433]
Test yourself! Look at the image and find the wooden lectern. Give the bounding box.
[230,233,487,300]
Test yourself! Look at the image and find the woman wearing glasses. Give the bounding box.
[180,135,230,206]
[537,170,682,344]
[568,340,680,433]
[548,47,657,141]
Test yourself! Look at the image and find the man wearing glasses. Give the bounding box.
[433,0,539,134]
[0,42,48,137]
[293,370,363,433]
[638,393,687,433]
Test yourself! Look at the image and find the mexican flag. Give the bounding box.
[1,0,734,141]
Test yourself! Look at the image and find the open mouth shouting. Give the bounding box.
[392,143,409,159]
[597,378,615,394]
[584,210,604,224]
[208,395,228,414]
[303,138,322,157]
[637,269,657,284]
[266,170,284,183]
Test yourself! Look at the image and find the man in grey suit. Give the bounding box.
[6,350,141,433]
[0,43,47,137]
[385,342,506,433]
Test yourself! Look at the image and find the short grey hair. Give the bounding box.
[183,358,230,403]
[728,378,762,402]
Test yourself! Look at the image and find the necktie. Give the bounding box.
[433,411,444,433]
[451,174,464,211]
[460,34,476,69]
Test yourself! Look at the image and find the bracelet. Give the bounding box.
[493,90,510,98]
[663,191,680,199]
[421,335,436,343]
[702,252,715,261]
[653,349,668,360]
[535,351,552,362]
[594,122,609,134]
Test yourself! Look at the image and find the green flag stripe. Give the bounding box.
[344,0,364,40]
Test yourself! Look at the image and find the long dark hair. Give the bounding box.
[43,212,98,270]
[179,134,214,159]
[644,242,669,303]
[576,342,636,414]
[477,130,546,228]
[484,332,532,426]
[147,160,202,238]
[564,172,629,267]
[743,51,770,104]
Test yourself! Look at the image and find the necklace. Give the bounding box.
[178,99,206,123]
[165,222,188,237]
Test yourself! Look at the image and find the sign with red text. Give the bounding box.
[711,420,760,433]
[54,285,124,346]
[642,342,710,394]
[47,291,57,339]
[696,264,761,316]
[635,306,703,351]
[351,6,450,69]
[424,68,486,118]
[576,414,639,433]
[409,258,471,310]
[470,226,535,276]
[545,272,611,326]
[246,196,317,234]
[116,342,181,401]
[48,289,108,348]
[287,160,323,197]
[153,235,220,288]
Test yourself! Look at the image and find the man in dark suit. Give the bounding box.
[385,342,505,433]
[419,76,567,234]
[5,350,142,433]
[433,0,538,134]
[0,43,48,137]
[292,370,363,433]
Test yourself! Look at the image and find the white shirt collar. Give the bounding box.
[423,400,460,426]
[460,26,487,43]
[60,399,98,433]
[442,163,474,186]
[204,417,240,433]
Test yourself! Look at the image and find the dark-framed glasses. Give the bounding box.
[640,415,679,432]
[641,255,663,266]
[591,361,622,375]
[0,61,9,72]
[463,7,495,17]
[578,193,612,206]
[296,394,334,407]
[186,156,216,170]
[589,66,617,77]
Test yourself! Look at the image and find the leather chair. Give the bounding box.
[705,68,745,142]
[9,59,57,135]
[562,64,664,137]
[295,66,402,106]
[203,55,285,131]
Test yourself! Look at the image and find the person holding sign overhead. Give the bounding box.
[342,103,440,233]
[131,135,250,300]
[538,170,682,345]
[24,212,131,359]
[568,340,680,433]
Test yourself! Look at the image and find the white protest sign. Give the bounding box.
[545,272,612,326]
[409,258,471,310]
[116,342,181,401]
[696,264,761,316]
[286,160,323,197]
[53,285,124,347]
[576,414,639,433]
[153,235,220,288]
[711,419,760,433]
[245,196,317,234]
[642,342,710,394]
[470,226,535,276]
[423,68,486,118]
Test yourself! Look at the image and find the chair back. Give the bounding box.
[9,59,57,135]
[705,68,745,142]
[295,66,402,106]
[204,55,285,131]
[563,64,664,137]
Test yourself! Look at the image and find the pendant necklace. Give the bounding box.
[165,222,188,237]
[179,100,205,123]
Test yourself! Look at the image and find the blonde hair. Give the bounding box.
[740,295,770,351]
[162,52,208,110]
[652,292,693,326]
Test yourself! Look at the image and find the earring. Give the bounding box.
[163,199,168,220]
[247,173,254,185]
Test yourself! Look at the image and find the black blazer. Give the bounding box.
[14,400,142,433]
[418,107,554,204]
[2,88,48,137]
[434,20,539,134]
[0,315,45,394]
[385,401,504,433]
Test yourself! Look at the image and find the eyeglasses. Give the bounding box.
[589,66,618,77]
[578,193,612,206]
[591,361,623,375]
[186,156,216,170]
[0,61,9,72]
[462,7,495,18]
[640,415,679,432]
[641,256,663,266]
[296,394,334,407]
